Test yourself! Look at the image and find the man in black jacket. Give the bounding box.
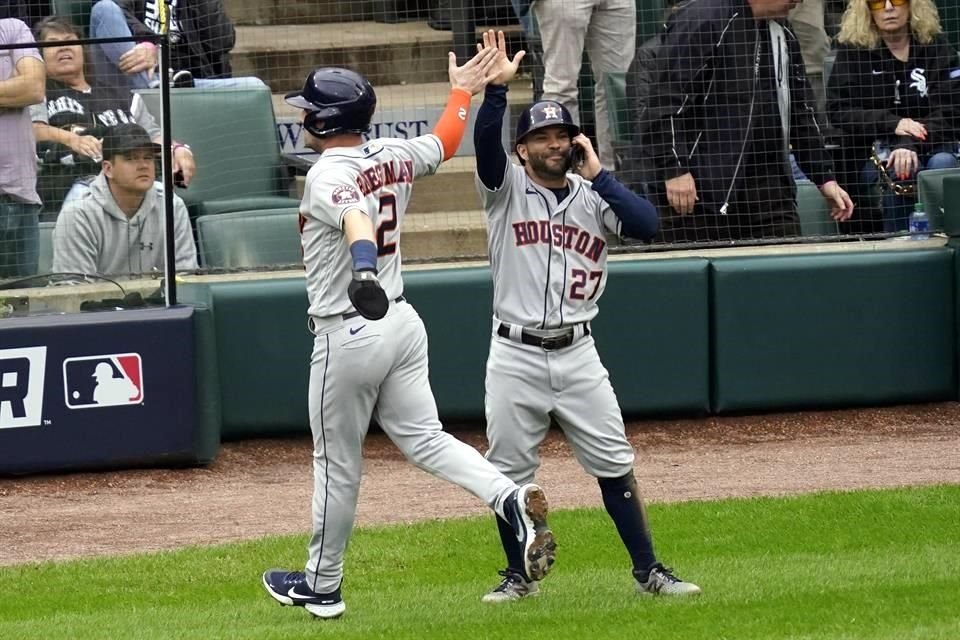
[644,0,854,243]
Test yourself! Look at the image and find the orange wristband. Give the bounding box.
[432,88,472,161]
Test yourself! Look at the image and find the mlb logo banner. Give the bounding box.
[63,353,144,409]
[0,346,48,429]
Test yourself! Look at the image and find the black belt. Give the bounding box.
[497,322,589,351]
[343,295,405,320]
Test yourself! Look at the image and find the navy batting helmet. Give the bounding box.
[285,67,377,138]
[515,100,580,147]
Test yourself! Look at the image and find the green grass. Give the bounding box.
[1,486,958,640]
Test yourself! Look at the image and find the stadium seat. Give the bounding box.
[38,221,55,274]
[795,181,839,236]
[918,167,960,231]
[52,0,93,35]
[196,208,302,269]
[137,87,300,219]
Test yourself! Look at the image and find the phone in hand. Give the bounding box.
[566,143,585,171]
[173,169,187,189]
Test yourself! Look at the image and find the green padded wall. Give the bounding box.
[712,250,956,412]
[181,257,712,438]
[595,258,711,416]
[191,304,222,461]
[180,279,311,439]
[403,267,494,419]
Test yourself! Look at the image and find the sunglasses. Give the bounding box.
[867,0,908,11]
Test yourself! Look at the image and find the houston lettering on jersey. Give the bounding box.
[355,159,415,196]
[512,221,606,263]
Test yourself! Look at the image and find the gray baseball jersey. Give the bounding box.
[476,163,621,328]
[300,135,519,594]
[477,162,635,485]
[301,136,441,318]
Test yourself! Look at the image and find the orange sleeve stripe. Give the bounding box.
[432,88,472,161]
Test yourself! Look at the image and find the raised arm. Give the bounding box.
[474,29,526,190]
[432,43,499,161]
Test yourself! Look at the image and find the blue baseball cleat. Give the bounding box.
[261,570,346,619]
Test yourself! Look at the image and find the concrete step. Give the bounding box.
[272,80,533,120]
[292,157,488,215]
[403,209,488,261]
[232,21,523,92]
[282,79,533,213]
[227,0,516,27]
[228,0,376,26]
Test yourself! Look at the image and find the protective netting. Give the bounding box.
[2,0,960,293]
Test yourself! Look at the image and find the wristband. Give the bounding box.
[172,143,192,154]
[349,239,378,273]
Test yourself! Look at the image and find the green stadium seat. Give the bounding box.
[137,87,300,219]
[196,208,302,269]
[51,0,93,35]
[918,167,960,231]
[795,181,839,236]
[38,221,55,274]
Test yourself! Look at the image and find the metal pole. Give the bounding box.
[158,36,178,307]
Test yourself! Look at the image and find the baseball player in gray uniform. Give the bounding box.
[472,31,701,602]
[261,50,557,620]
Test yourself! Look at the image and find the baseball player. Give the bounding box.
[472,30,701,602]
[261,48,557,620]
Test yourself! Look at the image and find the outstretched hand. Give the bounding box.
[478,29,525,86]
[448,44,499,95]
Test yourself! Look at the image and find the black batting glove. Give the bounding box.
[347,269,389,320]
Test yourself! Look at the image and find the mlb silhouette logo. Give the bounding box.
[62,353,144,409]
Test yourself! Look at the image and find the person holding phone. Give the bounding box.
[472,30,699,604]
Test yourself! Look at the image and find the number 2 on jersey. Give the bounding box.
[376,193,398,256]
[570,268,602,300]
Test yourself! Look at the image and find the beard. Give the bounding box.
[526,151,568,181]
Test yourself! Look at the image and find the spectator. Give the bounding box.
[617,0,683,195]
[88,0,263,90]
[533,0,635,170]
[30,17,196,216]
[644,0,854,242]
[789,0,831,116]
[0,17,44,279]
[52,123,197,276]
[828,0,958,233]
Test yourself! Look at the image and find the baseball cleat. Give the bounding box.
[261,570,346,619]
[634,563,702,596]
[507,484,556,581]
[481,569,540,603]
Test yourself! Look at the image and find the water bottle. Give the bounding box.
[909,202,930,240]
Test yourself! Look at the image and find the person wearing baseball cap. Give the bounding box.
[52,122,197,277]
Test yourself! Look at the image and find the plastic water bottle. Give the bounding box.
[909,202,930,240]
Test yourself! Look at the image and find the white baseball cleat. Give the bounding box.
[635,563,702,596]
[506,484,556,581]
[481,569,540,603]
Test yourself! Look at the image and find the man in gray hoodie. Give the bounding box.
[52,123,197,277]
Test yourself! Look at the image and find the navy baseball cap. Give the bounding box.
[101,123,161,160]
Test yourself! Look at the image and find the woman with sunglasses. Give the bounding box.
[827,0,959,233]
